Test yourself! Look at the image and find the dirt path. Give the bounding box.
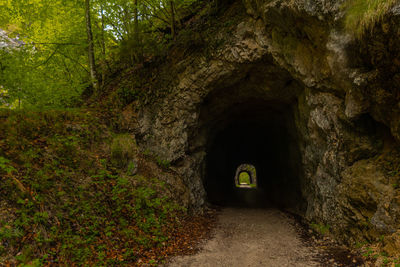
[167,208,337,267]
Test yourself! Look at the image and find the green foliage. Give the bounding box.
[156,157,171,169]
[127,160,136,173]
[0,110,185,265]
[112,0,198,65]
[18,259,42,267]
[117,86,142,105]
[0,46,87,108]
[0,0,91,108]
[343,0,398,38]
[362,247,374,257]
[238,172,250,185]
[310,222,331,235]
[0,0,203,108]
[0,156,16,174]
[360,247,399,266]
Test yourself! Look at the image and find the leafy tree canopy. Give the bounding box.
[0,0,198,108]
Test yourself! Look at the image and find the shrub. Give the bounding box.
[110,134,137,168]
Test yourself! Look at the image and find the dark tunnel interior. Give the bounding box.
[204,101,306,212]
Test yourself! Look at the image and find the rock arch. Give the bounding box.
[234,164,257,188]
[135,0,400,249]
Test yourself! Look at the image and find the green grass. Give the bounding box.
[343,0,398,38]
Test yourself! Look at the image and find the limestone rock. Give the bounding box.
[130,0,400,254]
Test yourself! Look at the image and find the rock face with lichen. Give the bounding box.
[131,0,400,255]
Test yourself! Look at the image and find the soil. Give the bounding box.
[166,207,365,267]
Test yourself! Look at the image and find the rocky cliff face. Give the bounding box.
[131,0,400,255]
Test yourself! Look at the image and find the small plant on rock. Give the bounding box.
[343,0,398,38]
[310,222,331,235]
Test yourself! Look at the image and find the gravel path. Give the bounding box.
[167,207,321,267]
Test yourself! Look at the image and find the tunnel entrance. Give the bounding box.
[235,164,257,188]
[203,100,305,212]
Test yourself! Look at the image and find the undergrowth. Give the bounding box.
[0,110,185,265]
[343,0,398,38]
[310,222,331,236]
[110,134,137,169]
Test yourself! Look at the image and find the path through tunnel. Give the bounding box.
[204,100,306,213]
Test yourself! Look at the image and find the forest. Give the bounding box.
[1,0,400,266]
[0,1,221,265]
[0,0,207,108]
[0,0,394,109]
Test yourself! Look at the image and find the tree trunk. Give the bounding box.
[100,4,107,87]
[170,0,176,40]
[133,0,143,62]
[134,0,139,44]
[85,0,98,92]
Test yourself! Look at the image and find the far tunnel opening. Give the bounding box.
[204,100,305,212]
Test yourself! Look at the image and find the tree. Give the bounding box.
[0,0,94,107]
[169,0,176,39]
[0,0,198,108]
[85,0,99,91]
